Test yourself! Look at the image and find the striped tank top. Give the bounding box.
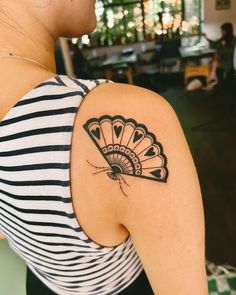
[0,75,145,295]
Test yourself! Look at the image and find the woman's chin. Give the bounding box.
[85,17,98,35]
[62,19,97,38]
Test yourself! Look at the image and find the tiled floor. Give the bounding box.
[158,78,236,266]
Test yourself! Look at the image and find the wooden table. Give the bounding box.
[179,46,216,65]
[101,52,138,84]
[101,52,137,67]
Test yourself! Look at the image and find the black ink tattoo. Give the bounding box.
[83,115,168,196]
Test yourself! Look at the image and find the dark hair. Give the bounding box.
[221,22,234,47]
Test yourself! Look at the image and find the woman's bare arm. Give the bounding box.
[118,93,208,294]
[74,83,208,295]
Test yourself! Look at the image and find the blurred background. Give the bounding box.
[1,0,236,294]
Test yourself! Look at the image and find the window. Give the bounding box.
[81,0,201,47]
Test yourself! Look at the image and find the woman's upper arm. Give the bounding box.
[114,88,207,294]
[75,82,208,294]
[112,86,207,295]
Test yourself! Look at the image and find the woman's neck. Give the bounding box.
[0,1,57,74]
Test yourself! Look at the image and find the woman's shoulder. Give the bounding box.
[72,80,185,209]
[80,81,176,119]
[60,75,172,117]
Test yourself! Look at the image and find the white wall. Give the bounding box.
[203,0,236,39]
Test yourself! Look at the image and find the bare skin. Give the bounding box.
[0,1,208,294]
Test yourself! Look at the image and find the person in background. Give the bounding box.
[205,22,235,85]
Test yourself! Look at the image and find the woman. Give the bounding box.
[205,22,235,84]
[0,1,208,294]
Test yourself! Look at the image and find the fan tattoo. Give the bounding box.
[83,115,168,197]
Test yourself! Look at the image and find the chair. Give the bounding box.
[105,63,133,84]
[55,39,67,75]
[137,49,163,91]
[184,64,209,90]
[58,38,77,78]
[71,43,90,79]
[84,54,107,80]
[159,39,181,73]
[185,64,209,83]
[156,39,181,88]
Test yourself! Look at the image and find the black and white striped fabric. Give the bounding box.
[0,75,143,295]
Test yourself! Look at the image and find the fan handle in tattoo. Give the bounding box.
[83,115,168,197]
